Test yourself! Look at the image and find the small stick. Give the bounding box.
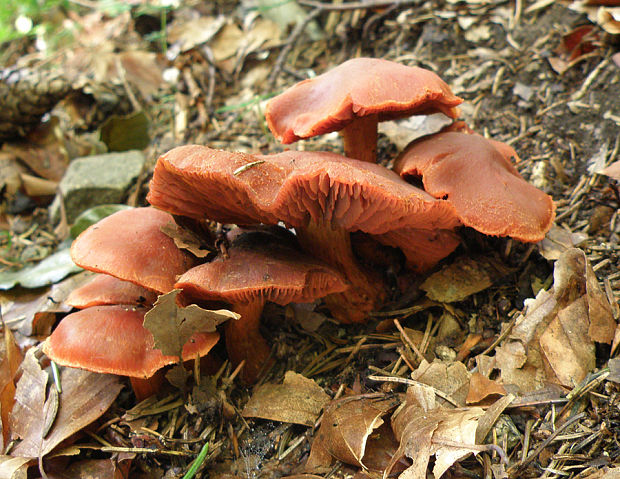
[393,319,425,363]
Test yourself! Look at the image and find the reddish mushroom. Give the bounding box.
[265,57,463,163]
[71,207,195,294]
[175,227,348,383]
[66,274,158,309]
[147,146,460,323]
[42,305,220,400]
[393,131,555,242]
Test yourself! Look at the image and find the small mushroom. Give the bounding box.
[71,207,195,294]
[66,274,158,309]
[175,227,348,383]
[42,305,219,400]
[148,146,460,323]
[265,57,463,163]
[393,131,555,242]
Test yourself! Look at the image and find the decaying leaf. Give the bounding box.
[420,256,512,303]
[0,326,23,447]
[143,289,237,359]
[466,372,506,405]
[1,271,91,336]
[0,248,82,291]
[160,222,212,258]
[10,349,122,458]
[306,394,400,473]
[242,371,329,426]
[494,248,616,393]
[539,224,587,261]
[0,456,31,479]
[412,359,470,406]
[386,383,485,479]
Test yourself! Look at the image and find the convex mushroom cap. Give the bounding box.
[147,146,461,322]
[393,131,555,242]
[175,227,348,383]
[43,305,219,397]
[265,57,463,163]
[66,274,158,309]
[71,207,195,294]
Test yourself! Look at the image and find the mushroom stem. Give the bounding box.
[130,371,165,402]
[226,300,272,383]
[295,220,385,323]
[340,114,379,163]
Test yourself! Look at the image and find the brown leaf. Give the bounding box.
[10,349,122,458]
[242,371,329,426]
[0,456,31,478]
[160,222,211,258]
[387,384,484,479]
[306,394,399,473]
[466,372,506,405]
[2,272,90,336]
[46,456,133,479]
[421,256,512,303]
[411,359,470,406]
[143,289,237,359]
[495,248,615,393]
[0,325,23,446]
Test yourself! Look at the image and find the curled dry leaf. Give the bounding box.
[10,349,123,458]
[143,289,238,359]
[494,248,616,393]
[242,371,330,426]
[386,383,485,479]
[306,394,400,474]
[466,372,506,405]
[160,222,211,258]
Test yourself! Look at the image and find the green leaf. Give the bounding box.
[70,204,133,238]
[0,248,81,290]
[100,111,150,152]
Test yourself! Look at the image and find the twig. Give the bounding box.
[268,8,323,88]
[368,375,459,407]
[299,0,419,10]
[393,318,425,363]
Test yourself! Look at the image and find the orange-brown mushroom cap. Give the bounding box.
[66,274,158,309]
[265,57,463,144]
[70,207,195,294]
[147,146,460,234]
[42,305,219,378]
[393,132,555,242]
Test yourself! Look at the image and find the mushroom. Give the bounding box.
[42,305,220,400]
[393,131,555,242]
[147,146,460,323]
[66,274,158,309]
[265,57,463,163]
[174,227,348,383]
[71,207,196,294]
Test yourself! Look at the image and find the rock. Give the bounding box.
[50,150,145,224]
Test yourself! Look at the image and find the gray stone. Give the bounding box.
[50,150,145,224]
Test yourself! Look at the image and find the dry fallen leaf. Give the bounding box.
[539,224,588,261]
[306,394,400,473]
[412,359,470,406]
[495,248,615,393]
[420,256,512,303]
[466,372,506,405]
[10,348,123,458]
[0,326,23,447]
[0,455,31,479]
[143,289,237,359]
[599,160,620,181]
[386,383,485,479]
[242,371,329,426]
[160,222,212,258]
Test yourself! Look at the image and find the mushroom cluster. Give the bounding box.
[47,57,556,389]
[148,57,555,326]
